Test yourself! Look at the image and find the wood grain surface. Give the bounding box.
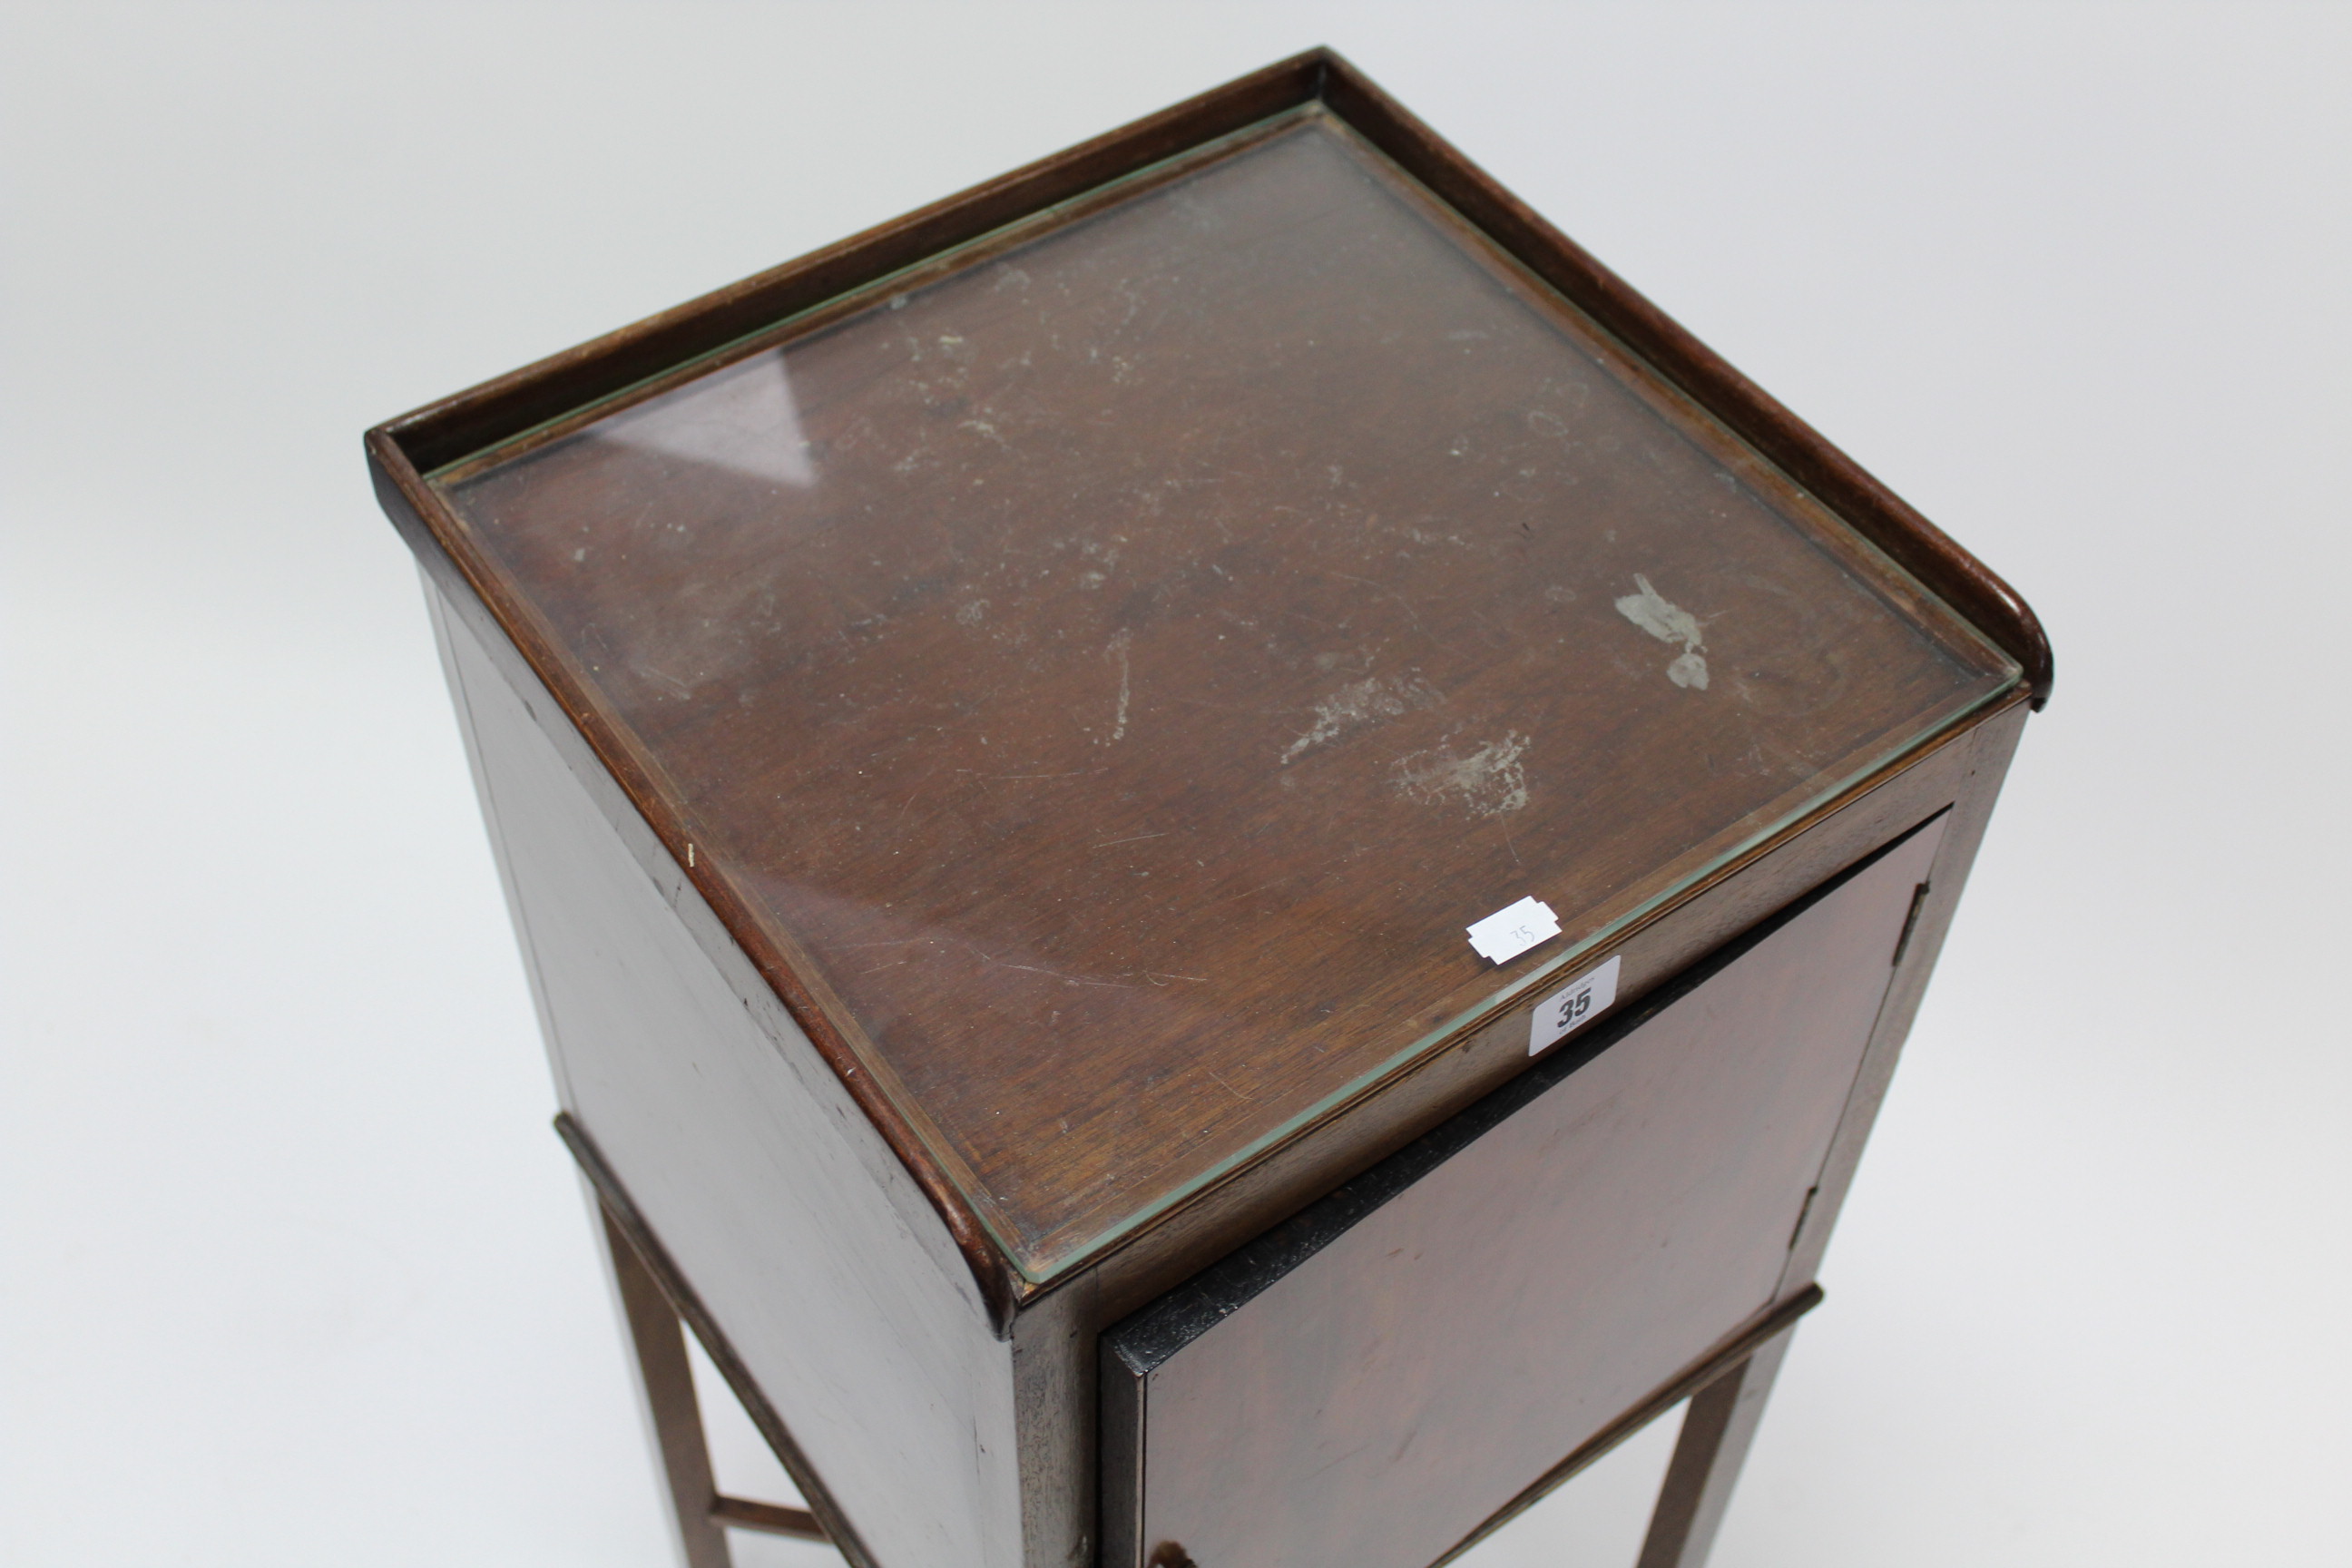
[425,115,2013,1279]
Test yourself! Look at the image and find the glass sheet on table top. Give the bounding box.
[430,110,2020,1281]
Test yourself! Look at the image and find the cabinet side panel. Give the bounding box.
[431,588,1021,1568]
[1134,832,1936,1568]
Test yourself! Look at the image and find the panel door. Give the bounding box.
[1102,818,1945,1568]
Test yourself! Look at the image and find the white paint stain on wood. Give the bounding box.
[1395,731,1530,818]
[1281,674,1442,765]
[1614,573,1710,690]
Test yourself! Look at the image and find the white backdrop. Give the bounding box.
[5,5,2346,1565]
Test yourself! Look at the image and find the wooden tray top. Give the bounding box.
[416,107,2017,1280]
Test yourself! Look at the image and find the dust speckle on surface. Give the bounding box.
[1615,573,1710,691]
[1281,674,1442,764]
[1394,731,1530,818]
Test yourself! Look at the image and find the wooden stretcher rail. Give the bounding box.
[1431,1285,1826,1568]
[710,1495,828,1543]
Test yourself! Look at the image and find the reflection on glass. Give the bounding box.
[595,351,818,491]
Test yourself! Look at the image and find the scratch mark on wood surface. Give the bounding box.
[1102,628,1133,743]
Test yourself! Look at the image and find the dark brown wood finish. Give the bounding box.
[1437,1291,1817,1568]
[371,46,2046,1317]
[375,47,2046,699]
[1315,62,2052,706]
[597,1202,733,1568]
[424,465,2027,1566]
[435,572,1023,1568]
[599,1201,834,1555]
[710,1496,827,1544]
[1101,821,1939,1568]
[398,108,2014,1293]
[564,1116,876,1568]
[1052,690,2014,1328]
[1022,696,2020,1568]
[1781,699,2030,1295]
[385,54,1326,476]
[1632,1334,1798,1568]
[379,48,2051,1568]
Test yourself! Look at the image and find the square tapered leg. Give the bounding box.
[1636,1326,1798,1568]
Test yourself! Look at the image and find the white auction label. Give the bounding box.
[1465,896,1561,965]
[1528,955,1622,1055]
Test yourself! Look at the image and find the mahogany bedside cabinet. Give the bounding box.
[368,47,2047,1568]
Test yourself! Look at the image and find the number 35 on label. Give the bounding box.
[1528,956,1622,1056]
